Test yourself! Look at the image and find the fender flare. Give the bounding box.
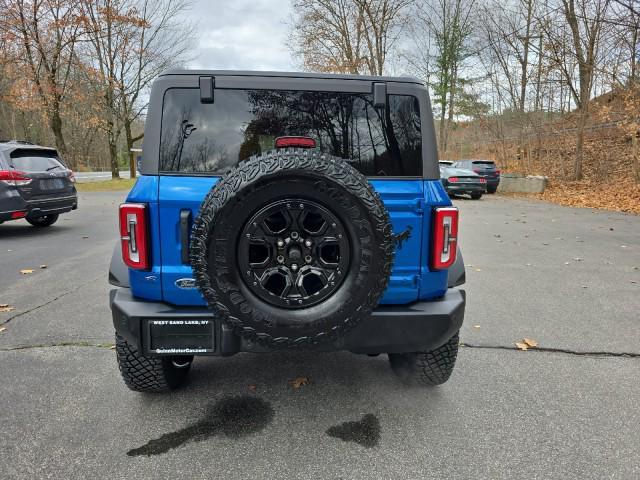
[447,246,465,287]
[109,241,129,288]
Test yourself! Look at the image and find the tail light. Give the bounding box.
[275,136,316,149]
[0,170,32,186]
[67,170,76,183]
[11,211,27,219]
[479,178,487,184]
[431,207,459,270]
[495,169,501,175]
[448,177,459,183]
[119,203,150,270]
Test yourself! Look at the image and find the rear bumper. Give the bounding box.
[26,194,78,218]
[0,193,77,221]
[110,287,466,355]
[447,184,485,193]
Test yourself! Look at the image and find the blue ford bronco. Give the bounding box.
[109,70,466,392]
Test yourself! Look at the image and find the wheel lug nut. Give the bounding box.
[298,299,303,304]
[299,203,304,209]
[277,255,285,264]
[291,263,298,271]
[331,223,336,228]
[304,239,312,247]
[305,255,312,263]
[291,231,299,240]
[277,239,284,248]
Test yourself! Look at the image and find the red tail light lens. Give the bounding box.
[448,177,459,183]
[495,169,501,175]
[479,178,487,183]
[68,170,76,183]
[275,136,316,149]
[11,211,27,219]
[119,203,150,270]
[431,207,459,270]
[0,170,32,186]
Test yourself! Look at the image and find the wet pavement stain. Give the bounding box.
[127,396,274,457]
[326,413,380,448]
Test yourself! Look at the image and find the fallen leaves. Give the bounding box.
[40,265,47,269]
[19,269,34,275]
[515,338,539,351]
[473,324,481,329]
[0,327,6,333]
[289,376,309,389]
[0,303,15,313]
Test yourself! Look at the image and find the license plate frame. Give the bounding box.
[40,178,65,190]
[146,318,215,354]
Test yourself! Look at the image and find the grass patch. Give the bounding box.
[75,178,136,192]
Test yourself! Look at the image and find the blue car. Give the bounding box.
[109,70,466,392]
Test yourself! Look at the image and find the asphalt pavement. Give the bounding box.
[0,192,638,479]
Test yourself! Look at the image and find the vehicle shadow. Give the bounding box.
[0,222,73,239]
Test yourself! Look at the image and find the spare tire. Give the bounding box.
[190,148,394,348]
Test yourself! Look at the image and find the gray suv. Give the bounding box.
[0,142,77,227]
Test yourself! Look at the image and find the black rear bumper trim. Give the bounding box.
[110,288,465,355]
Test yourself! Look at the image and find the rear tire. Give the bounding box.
[26,214,59,227]
[115,334,192,392]
[388,332,459,386]
[470,193,482,200]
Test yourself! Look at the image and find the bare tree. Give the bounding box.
[542,0,611,180]
[0,0,83,157]
[80,0,193,178]
[117,0,194,175]
[290,0,412,74]
[412,0,476,150]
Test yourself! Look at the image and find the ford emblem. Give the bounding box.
[175,278,197,289]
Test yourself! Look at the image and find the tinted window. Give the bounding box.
[160,89,422,176]
[473,161,495,169]
[10,150,65,172]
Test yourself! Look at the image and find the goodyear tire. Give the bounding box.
[190,148,394,348]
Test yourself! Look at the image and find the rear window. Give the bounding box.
[160,88,422,177]
[472,161,496,168]
[10,150,65,172]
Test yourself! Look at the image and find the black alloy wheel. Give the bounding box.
[238,199,350,309]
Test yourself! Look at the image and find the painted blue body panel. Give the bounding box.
[128,175,452,306]
[126,176,162,301]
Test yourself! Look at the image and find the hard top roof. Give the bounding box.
[160,69,423,85]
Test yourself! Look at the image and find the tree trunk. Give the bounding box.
[574,109,587,180]
[107,117,120,179]
[124,119,137,179]
[438,95,447,149]
[49,109,69,162]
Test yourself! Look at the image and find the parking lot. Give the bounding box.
[1,192,639,479]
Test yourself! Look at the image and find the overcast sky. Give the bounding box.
[184,0,297,72]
